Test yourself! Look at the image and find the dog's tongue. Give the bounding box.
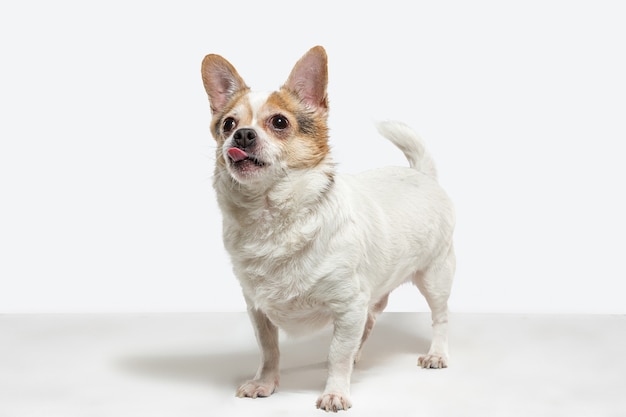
[227,147,248,162]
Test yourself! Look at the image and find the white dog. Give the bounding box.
[201,46,455,412]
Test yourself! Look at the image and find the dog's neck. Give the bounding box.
[214,156,335,226]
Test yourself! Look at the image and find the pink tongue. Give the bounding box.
[227,147,248,162]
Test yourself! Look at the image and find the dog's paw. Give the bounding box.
[236,378,277,398]
[316,392,352,412]
[418,354,448,369]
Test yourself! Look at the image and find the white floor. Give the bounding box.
[1,312,625,417]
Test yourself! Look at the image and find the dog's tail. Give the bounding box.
[376,120,438,180]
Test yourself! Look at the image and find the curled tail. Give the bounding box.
[376,120,438,180]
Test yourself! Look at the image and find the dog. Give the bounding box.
[200,46,455,412]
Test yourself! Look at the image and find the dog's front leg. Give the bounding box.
[316,307,367,412]
[236,306,280,398]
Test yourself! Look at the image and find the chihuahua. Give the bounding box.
[201,46,455,412]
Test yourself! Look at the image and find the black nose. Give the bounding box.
[233,128,257,149]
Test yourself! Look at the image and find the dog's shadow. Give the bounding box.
[117,313,430,393]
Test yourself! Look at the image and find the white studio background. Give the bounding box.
[1,1,625,314]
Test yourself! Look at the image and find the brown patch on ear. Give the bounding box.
[282,46,328,112]
[201,54,249,114]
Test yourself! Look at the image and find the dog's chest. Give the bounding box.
[223,208,332,303]
[227,218,336,332]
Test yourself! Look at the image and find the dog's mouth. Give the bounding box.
[227,147,267,168]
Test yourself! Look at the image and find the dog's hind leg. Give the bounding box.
[413,244,455,368]
[354,293,389,363]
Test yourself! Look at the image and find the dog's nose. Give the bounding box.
[233,128,257,149]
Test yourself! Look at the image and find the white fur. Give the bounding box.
[215,119,455,410]
[202,43,454,413]
[376,120,438,179]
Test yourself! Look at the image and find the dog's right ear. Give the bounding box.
[201,54,248,114]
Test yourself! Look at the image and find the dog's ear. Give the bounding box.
[201,54,248,114]
[283,46,328,112]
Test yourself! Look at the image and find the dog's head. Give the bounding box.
[201,46,330,186]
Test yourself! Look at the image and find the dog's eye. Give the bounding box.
[270,115,289,130]
[223,117,237,134]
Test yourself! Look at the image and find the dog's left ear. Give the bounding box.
[283,46,328,112]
